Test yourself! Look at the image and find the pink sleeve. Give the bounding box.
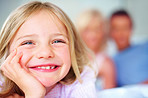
[69,66,97,98]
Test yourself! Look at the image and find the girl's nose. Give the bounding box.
[35,46,54,59]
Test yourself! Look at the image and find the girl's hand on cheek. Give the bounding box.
[1,49,46,98]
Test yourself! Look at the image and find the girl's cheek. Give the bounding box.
[20,52,29,66]
[17,47,33,67]
[57,46,71,66]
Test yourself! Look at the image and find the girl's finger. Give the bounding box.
[1,49,17,68]
[2,66,15,80]
[10,52,23,65]
[2,71,12,80]
[6,49,17,62]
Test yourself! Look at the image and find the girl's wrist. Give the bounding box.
[25,94,45,98]
[25,91,46,98]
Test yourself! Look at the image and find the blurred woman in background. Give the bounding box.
[76,9,116,90]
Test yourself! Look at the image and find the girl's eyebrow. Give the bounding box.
[16,32,68,41]
[52,33,68,38]
[16,34,38,41]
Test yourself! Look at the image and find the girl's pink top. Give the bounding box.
[45,66,97,98]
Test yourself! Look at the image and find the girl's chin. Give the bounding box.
[44,83,56,90]
[37,77,58,88]
[39,80,56,87]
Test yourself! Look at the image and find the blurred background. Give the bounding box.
[0,0,148,57]
[0,0,148,44]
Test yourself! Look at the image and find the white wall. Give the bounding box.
[0,0,123,27]
[126,0,148,44]
[18,0,123,21]
[0,0,148,44]
[0,0,20,29]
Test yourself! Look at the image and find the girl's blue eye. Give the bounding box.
[53,40,65,43]
[22,41,33,45]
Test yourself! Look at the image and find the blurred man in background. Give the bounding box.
[109,10,148,87]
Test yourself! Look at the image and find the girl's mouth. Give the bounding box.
[35,66,57,69]
[29,64,60,72]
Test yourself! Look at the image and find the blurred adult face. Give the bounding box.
[81,17,104,53]
[110,16,132,51]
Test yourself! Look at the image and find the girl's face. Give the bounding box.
[9,10,71,88]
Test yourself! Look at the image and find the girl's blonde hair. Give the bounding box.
[0,1,90,97]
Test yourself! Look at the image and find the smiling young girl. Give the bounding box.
[0,1,96,98]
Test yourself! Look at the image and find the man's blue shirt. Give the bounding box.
[114,42,148,87]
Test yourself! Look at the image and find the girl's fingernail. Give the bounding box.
[13,49,17,52]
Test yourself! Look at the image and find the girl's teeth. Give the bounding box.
[37,66,55,69]
[46,66,50,69]
[51,66,55,69]
[41,66,46,69]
